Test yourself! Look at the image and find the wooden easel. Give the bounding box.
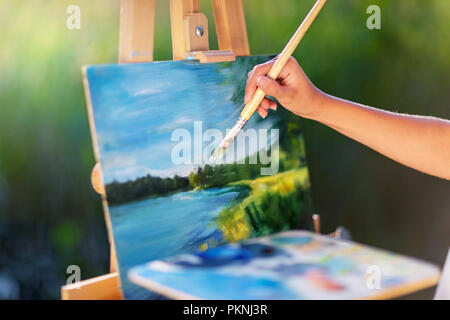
[61,0,250,300]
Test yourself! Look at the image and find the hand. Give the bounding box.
[244,56,325,120]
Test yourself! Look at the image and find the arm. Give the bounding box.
[245,57,450,181]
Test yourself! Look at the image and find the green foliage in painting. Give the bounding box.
[244,182,305,236]
[214,168,311,242]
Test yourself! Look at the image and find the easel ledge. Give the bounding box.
[61,0,249,300]
[61,273,122,300]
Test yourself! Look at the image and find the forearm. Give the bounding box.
[246,57,450,180]
[309,94,450,180]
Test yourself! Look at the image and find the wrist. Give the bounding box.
[312,89,331,122]
[297,87,330,122]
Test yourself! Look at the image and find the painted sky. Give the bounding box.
[86,57,276,184]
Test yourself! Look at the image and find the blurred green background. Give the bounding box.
[0,0,449,299]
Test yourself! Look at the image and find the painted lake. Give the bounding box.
[109,186,244,298]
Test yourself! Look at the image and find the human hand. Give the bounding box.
[245,56,325,120]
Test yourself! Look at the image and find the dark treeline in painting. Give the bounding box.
[188,162,264,189]
[106,140,308,207]
[106,174,190,204]
[105,153,271,204]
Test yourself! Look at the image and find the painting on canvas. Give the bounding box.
[84,55,313,298]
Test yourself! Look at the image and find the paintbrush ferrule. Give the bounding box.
[220,117,247,148]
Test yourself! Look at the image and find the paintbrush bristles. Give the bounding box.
[211,117,247,163]
[207,146,226,165]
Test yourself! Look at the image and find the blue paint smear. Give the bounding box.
[134,266,299,300]
[270,236,313,246]
[111,187,243,299]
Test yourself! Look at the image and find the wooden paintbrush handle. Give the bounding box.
[240,0,327,121]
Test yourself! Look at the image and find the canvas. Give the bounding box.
[129,230,440,299]
[84,55,313,299]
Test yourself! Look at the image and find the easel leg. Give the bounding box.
[119,0,156,63]
[212,0,250,56]
[170,0,192,60]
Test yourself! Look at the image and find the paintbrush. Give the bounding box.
[208,0,327,164]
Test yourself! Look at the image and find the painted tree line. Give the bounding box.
[105,160,266,204]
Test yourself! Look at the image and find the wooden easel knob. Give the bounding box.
[171,0,248,62]
[91,163,105,195]
[184,11,209,52]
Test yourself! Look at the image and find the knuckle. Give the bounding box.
[269,83,279,96]
[288,56,298,66]
[252,66,262,77]
[287,56,295,66]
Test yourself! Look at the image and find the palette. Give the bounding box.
[128,230,440,300]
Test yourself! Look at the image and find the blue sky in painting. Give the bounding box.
[86,58,275,184]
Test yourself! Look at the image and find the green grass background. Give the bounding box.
[0,0,449,299]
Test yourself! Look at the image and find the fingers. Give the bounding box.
[245,56,304,119]
[257,107,268,118]
[246,56,302,96]
[256,98,277,118]
[246,57,296,119]
[246,66,289,104]
[256,76,287,100]
[264,98,277,111]
[260,97,277,110]
[245,60,275,104]
[245,56,300,103]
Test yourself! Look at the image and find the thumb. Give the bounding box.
[256,76,285,100]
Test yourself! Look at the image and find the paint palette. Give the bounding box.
[128,230,440,299]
